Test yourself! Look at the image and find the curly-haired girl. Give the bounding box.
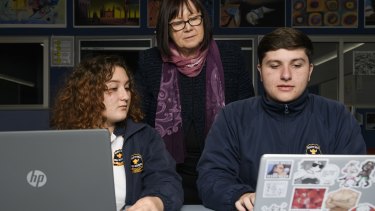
[51,55,183,211]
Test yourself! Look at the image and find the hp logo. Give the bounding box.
[27,170,47,188]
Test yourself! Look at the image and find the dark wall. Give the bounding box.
[1,1,375,37]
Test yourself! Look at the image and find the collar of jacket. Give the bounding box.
[113,119,145,139]
[261,90,309,118]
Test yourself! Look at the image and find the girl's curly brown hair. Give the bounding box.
[50,55,144,129]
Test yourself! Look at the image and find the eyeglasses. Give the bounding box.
[169,15,203,31]
[312,163,324,168]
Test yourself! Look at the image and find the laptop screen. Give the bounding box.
[0,129,116,211]
[254,154,375,210]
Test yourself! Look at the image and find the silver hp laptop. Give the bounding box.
[254,154,375,211]
[0,129,116,211]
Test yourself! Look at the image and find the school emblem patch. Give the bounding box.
[131,154,144,173]
[113,149,124,166]
[306,144,322,155]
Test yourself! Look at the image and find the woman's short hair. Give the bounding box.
[156,0,212,57]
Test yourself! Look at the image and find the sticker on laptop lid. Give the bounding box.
[261,202,288,211]
[290,187,327,210]
[265,160,293,179]
[338,160,361,188]
[349,203,375,211]
[293,160,328,185]
[324,188,361,210]
[262,180,288,198]
[293,159,340,185]
[355,160,375,188]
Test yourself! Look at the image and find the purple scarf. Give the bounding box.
[155,40,225,163]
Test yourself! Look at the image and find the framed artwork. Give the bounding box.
[292,0,358,28]
[0,36,49,109]
[50,36,74,67]
[74,0,140,28]
[0,0,66,28]
[365,0,375,27]
[353,51,375,75]
[147,0,161,28]
[366,112,375,130]
[220,0,285,28]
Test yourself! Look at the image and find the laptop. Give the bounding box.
[254,154,375,211]
[0,129,116,211]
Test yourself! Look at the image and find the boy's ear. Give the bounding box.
[257,64,263,81]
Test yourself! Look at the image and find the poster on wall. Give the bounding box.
[0,0,66,28]
[147,0,161,28]
[353,51,375,75]
[291,0,358,28]
[50,36,74,67]
[147,0,213,28]
[365,0,375,27]
[74,0,140,28]
[220,0,285,28]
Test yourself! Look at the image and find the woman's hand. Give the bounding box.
[235,192,256,211]
[126,196,164,211]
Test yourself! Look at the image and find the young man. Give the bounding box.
[196,27,366,211]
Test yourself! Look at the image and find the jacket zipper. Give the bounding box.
[284,104,289,114]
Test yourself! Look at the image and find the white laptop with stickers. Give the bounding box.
[0,129,116,211]
[254,154,375,211]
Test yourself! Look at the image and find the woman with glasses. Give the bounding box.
[136,0,254,204]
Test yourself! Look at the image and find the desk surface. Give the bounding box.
[181,205,213,211]
[125,205,213,211]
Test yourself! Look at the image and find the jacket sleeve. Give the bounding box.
[139,126,183,211]
[197,108,253,211]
